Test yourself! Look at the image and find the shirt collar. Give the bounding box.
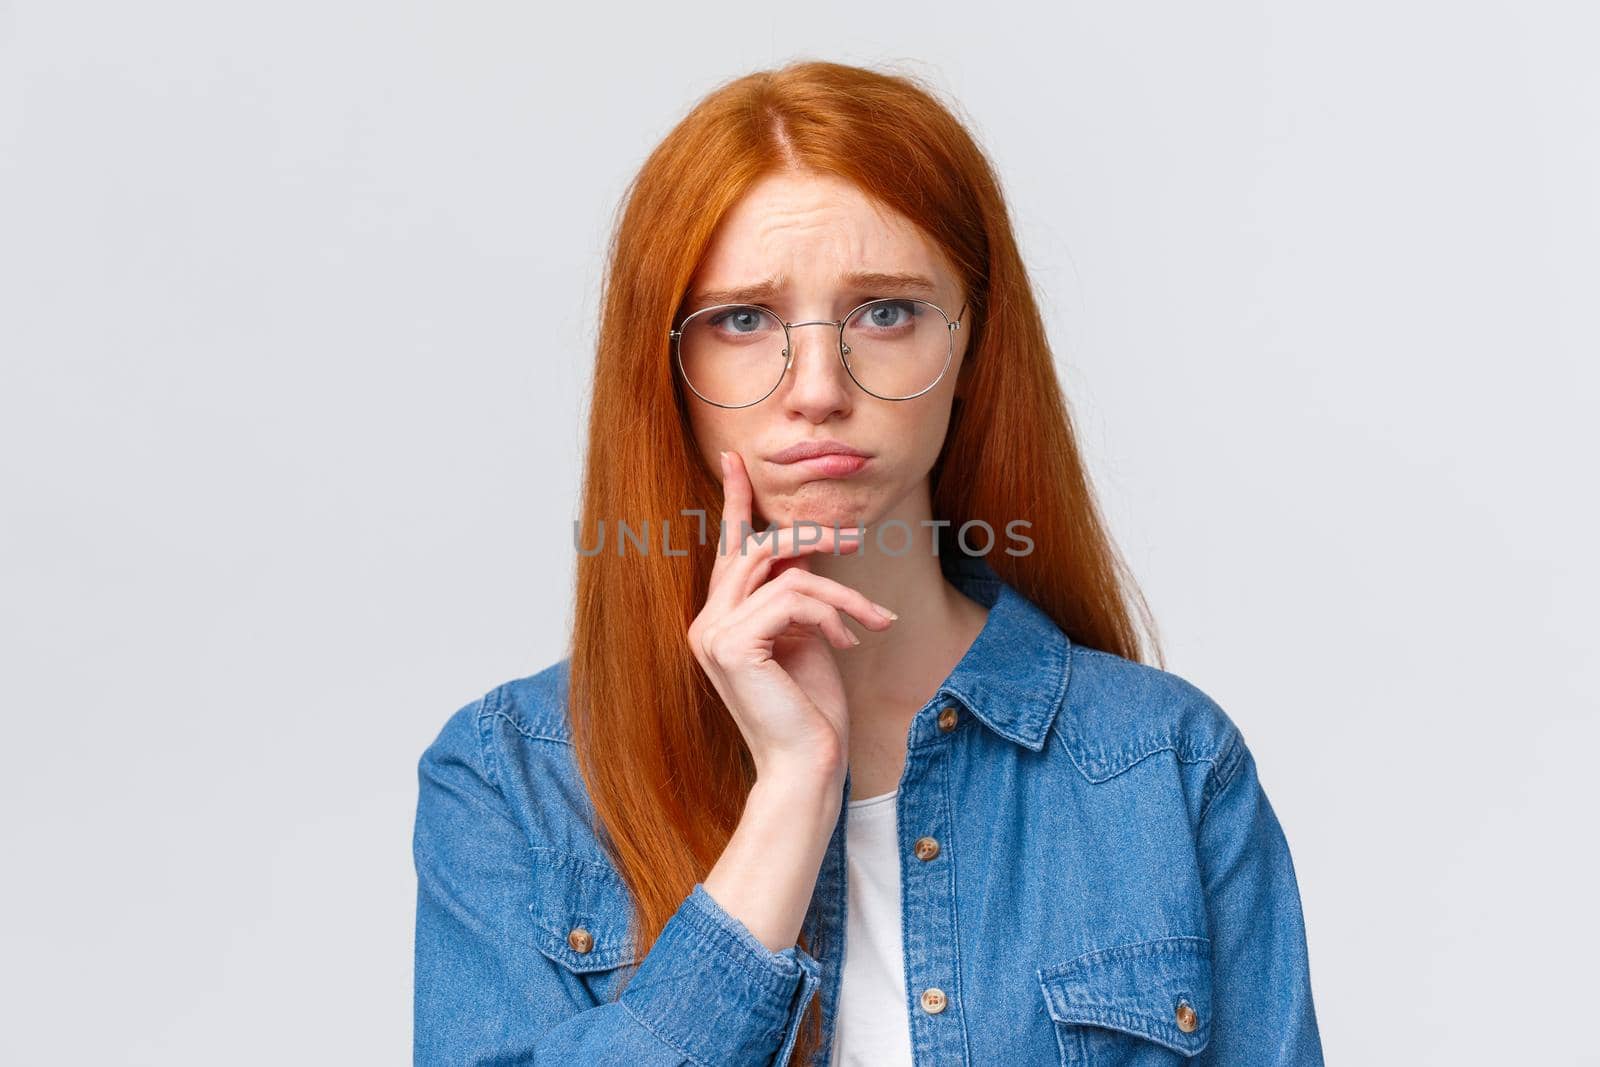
[933,551,1074,751]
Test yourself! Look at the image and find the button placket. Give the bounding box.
[899,701,966,1062]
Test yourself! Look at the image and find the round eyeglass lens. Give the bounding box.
[840,298,952,400]
[676,304,788,407]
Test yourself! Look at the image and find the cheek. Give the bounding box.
[685,407,749,470]
[901,401,957,469]
[684,405,722,455]
[854,414,949,494]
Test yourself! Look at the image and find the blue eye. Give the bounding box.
[852,299,920,331]
[707,307,773,335]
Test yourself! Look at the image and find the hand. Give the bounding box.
[686,449,898,785]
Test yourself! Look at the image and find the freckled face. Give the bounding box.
[681,170,970,530]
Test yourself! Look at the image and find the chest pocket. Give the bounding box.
[526,849,641,1001]
[1037,936,1212,1065]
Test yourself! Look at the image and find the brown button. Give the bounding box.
[937,706,959,732]
[567,926,594,954]
[920,987,947,1014]
[914,836,941,861]
[1175,999,1198,1033]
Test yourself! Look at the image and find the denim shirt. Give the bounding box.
[413,553,1324,1065]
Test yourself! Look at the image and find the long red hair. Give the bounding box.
[566,59,1161,1063]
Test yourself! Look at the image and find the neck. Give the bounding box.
[799,483,991,791]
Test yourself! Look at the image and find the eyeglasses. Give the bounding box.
[669,296,968,408]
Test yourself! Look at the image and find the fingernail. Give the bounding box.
[848,630,861,645]
[873,603,898,620]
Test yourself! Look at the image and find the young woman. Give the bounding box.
[413,60,1323,1066]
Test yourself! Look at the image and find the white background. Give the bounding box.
[3,2,1596,1063]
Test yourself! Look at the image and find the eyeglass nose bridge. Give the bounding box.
[778,318,852,360]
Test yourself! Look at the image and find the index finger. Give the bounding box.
[710,449,862,598]
[712,449,753,578]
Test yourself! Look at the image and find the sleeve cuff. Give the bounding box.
[619,882,823,1066]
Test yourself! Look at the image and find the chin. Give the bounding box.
[758,485,879,533]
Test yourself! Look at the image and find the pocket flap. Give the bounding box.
[526,849,640,974]
[1037,935,1212,1056]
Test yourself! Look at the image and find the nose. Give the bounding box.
[778,321,853,420]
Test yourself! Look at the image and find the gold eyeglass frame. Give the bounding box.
[668,297,968,409]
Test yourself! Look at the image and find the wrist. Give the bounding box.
[754,754,846,800]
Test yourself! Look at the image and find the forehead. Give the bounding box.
[691,171,949,291]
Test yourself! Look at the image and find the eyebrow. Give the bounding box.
[687,270,940,309]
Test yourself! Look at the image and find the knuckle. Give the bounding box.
[687,618,709,649]
[773,566,807,589]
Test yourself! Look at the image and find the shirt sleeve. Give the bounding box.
[1193,734,1325,1066]
[413,697,824,1066]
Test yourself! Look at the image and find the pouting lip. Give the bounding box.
[766,440,872,464]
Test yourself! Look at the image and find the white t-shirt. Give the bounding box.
[829,787,915,1066]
